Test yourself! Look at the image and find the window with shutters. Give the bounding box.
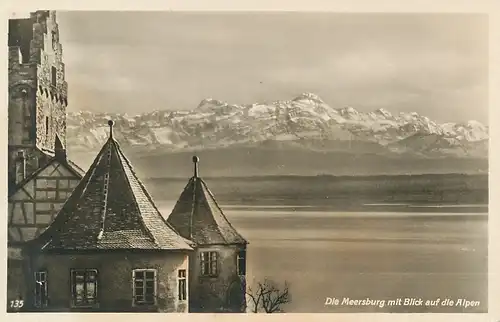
[34,271,48,308]
[132,269,157,306]
[70,269,98,307]
[178,269,187,301]
[200,251,218,277]
[237,250,246,276]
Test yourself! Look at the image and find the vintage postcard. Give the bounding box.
[2,1,498,321]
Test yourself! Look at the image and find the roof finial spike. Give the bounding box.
[108,119,114,139]
[192,156,199,178]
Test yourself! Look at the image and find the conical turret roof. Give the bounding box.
[167,156,247,246]
[32,120,193,251]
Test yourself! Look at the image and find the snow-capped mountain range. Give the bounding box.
[66,93,488,158]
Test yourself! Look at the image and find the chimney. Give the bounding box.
[54,135,66,161]
[15,151,26,184]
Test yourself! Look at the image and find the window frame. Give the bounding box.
[178,269,187,301]
[132,268,157,307]
[200,251,219,277]
[237,249,247,276]
[70,268,98,308]
[34,270,48,308]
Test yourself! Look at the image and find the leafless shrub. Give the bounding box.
[246,279,291,313]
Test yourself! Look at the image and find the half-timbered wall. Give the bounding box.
[8,160,80,244]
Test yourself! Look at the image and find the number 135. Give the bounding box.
[10,300,24,308]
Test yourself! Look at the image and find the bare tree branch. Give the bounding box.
[246,279,291,313]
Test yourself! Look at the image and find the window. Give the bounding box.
[51,30,57,50]
[178,269,187,301]
[71,269,98,307]
[237,250,246,276]
[34,271,48,308]
[132,269,156,306]
[200,251,218,277]
[45,116,49,137]
[51,67,56,86]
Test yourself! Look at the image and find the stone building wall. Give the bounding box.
[189,244,246,312]
[22,251,190,312]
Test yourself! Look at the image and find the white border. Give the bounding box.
[1,1,498,322]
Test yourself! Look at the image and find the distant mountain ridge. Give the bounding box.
[66,92,488,160]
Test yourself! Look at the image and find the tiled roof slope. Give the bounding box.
[167,158,247,246]
[30,122,193,251]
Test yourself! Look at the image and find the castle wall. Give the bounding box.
[8,50,37,147]
[21,251,190,312]
[189,244,246,312]
[35,11,68,151]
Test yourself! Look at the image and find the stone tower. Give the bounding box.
[167,157,248,312]
[8,10,69,190]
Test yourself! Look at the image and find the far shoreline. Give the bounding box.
[156,200,489,214]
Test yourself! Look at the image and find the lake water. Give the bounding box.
[158,202,488,313]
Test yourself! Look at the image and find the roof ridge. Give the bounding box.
[189,177,197,240]
[200,178,247,243]
[114,141,159,246]
[196,179,227,243]
[39,147,84,179]
[67,158,86,176]
[98,140,114,240]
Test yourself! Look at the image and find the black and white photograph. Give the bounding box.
[5,6,492,315]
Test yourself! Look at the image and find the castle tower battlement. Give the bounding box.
[8,10,69,187]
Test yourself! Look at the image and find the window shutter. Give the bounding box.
[43,271,48,306]
[154,270,158,301]
[201,252,206,275]
[211,252,218,275]
[132,270,136,303]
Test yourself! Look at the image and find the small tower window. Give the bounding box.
[200,251,218,277]
[45,116,49,137]
[178,269,187,301]
[237,250,246,276]
[51,67,56,87]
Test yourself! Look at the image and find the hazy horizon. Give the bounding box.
[54,11,488,123]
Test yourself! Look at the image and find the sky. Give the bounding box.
[56,11,488,123]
